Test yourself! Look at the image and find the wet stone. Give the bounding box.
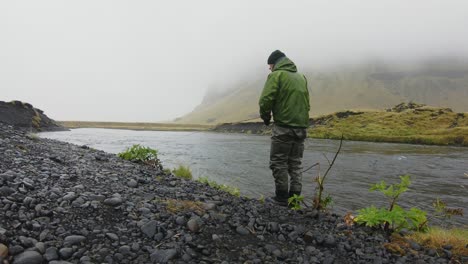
[59,247,74,259]
[12,251,43,264]
[141,220,158,238]
[236,226,250,235]
[44,247,59,261]
[150,249,177,263]
[63,235,86,247]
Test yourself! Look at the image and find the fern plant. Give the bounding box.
[355,175,428,232]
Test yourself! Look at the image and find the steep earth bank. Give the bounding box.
[0,101,65,132]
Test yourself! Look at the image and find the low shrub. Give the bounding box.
[117,144,159,167]
[288,194,304,210]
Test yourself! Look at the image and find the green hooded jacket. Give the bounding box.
[259,57,310,128]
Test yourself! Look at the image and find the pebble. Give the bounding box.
[141,220,158,238]
[59,247,74,259]
[187,218,200,232]
[63,235,86,247]
[106,233,119,241]
[236,226,250,235]
[44,247,59,261]
[103,197,123,206]
[150,249,178,263]
[12,251,43,264]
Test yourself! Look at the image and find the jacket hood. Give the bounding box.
[273,57,297,72]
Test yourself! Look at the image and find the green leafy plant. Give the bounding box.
[118,144,159,167]
[197,176,240,197]
[355,175,428,232]
[288,194,304,210]
[172,165,193,180]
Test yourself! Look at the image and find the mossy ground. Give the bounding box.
[308,107,468,146]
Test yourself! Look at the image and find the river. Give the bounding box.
[39,128,468,226]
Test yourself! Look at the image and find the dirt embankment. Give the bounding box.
[0,101,66,132]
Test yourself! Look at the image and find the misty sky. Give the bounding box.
[1,1,468,122]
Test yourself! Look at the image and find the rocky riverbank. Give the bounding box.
[0,123,458,263]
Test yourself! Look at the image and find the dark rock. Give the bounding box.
[150,249,177,263]
[44,247,59,261]
[187,218,201,233]
[9,245,24,255]
[141,220,158,238]
[442,249,452,259]
[63,235,86,247]
[12,251,43,264]
[118,245,131,255]
[236,226,250,235]
[442,244,452,250]
[59,248,74,259]
[106,233,119,241]
[0,186,15,197]
[103,196,123,206]
[410,241,421,251]
[127,179,138,188]
[324,235,336,247]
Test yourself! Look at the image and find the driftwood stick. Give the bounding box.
[315,134,344,209]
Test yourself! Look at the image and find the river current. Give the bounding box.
[39,128,468,226]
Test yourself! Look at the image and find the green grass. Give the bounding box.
[197,176,240,197]
[308,107,468,146]
[172,165,193,180]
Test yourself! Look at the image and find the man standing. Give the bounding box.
[259,50,310,206]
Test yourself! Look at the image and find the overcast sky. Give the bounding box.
[1,0,468,122]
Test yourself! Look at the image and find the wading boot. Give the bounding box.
[266,190,289,207]
[289,191,301,198]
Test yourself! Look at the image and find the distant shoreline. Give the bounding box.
[58,121,213,132]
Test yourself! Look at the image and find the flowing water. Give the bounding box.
[40,128,468,226]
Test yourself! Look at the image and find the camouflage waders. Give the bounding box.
[269,124,307,202]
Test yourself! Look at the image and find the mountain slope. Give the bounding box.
[176,59,468,124]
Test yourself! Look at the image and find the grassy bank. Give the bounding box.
[308,105,468,146]
[59,121,213,131]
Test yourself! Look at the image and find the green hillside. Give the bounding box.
[176,59,468,125]
[309,103,468,146]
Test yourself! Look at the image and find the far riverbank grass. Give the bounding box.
[59,121,213,131]
[308,107,468,146]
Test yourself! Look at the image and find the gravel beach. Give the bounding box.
[0,123,457,263]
